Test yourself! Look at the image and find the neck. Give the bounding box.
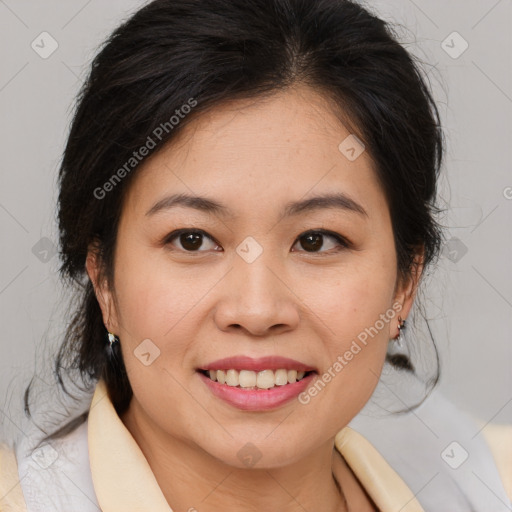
[121,399,348,512]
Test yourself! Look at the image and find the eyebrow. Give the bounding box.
[146,192,368,219]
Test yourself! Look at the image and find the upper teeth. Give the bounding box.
[207,369,307,389]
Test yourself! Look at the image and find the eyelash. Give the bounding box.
[162,228,351,255]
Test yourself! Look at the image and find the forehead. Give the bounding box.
[122,85,386,222]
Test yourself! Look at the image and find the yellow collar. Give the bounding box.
[88,379,425,512]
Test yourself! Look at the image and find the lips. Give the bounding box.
[197,356,317,410]
[199,355,317,373]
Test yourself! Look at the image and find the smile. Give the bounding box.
[200,368,312,389]
[197,355,317,410]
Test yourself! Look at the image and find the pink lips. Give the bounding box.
[200,355,316,372]
[197,355,317,411]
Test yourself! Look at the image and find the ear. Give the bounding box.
[85,240,119,333]
[391,246,425,338]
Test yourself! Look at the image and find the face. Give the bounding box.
[88,85,420,468]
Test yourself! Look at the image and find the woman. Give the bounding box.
[1,0,510,511]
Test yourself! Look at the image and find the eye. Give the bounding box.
[163,228,350,254]
[164,229,221,253]
[291,229,350,254]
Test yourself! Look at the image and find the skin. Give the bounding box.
[87,84,423,512]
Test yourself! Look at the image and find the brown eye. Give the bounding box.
[292,230,349,253]
[178,232,203,251]
[165,229,220,252]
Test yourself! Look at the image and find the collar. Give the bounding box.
[88,378,425,512]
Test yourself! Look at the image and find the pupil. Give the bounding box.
[181,233,202,251]
[302,233,322,252]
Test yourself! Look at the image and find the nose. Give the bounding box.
[213,253,300,337]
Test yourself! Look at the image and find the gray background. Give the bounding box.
[0,0,511,443]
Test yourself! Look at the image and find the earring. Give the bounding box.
[394,316,406,348]
[107,331,119,347]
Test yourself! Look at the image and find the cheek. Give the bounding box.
[111,239,201,351]
[296,258,396,399]
[296,273,393,428]
[302,259,395,335]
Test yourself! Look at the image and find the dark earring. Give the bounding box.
[394,316,406,348]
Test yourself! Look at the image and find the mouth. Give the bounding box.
[198,368,316,390]
[196,356,318,410]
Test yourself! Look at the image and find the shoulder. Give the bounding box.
[1,416,100,512]
[349,384,512,512]
[480,422,512,502]
[0,442,27,511]
[335,426,426,512]
[10,416,99,512]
